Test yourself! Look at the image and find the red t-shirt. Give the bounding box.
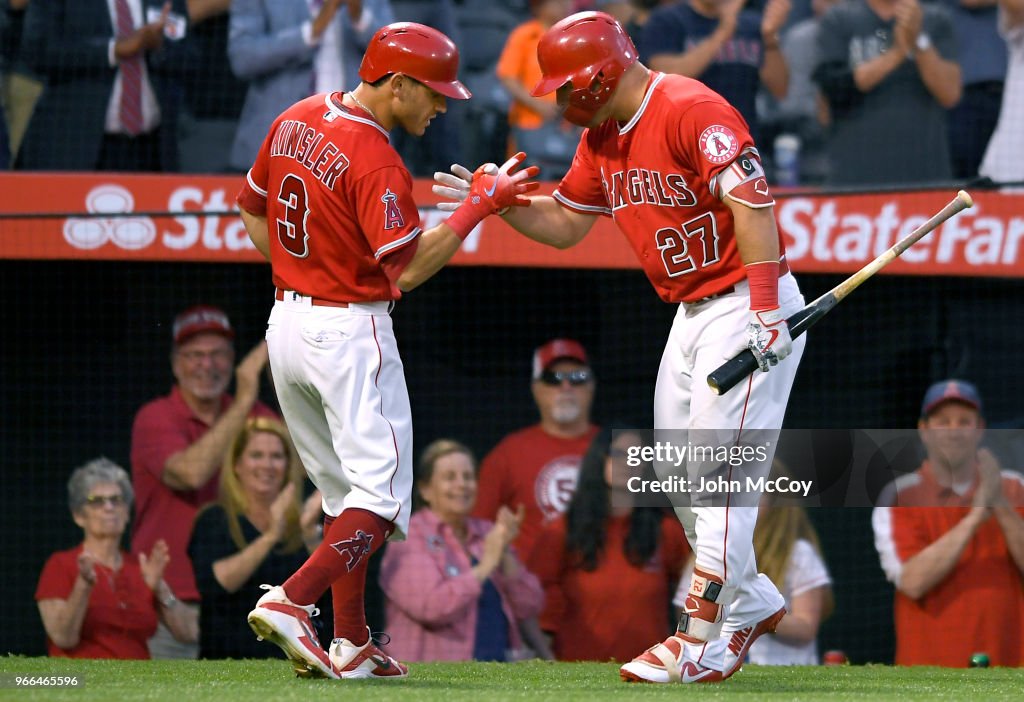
[236,92,422,302]
[472,424,600,559]
[130,386,277,600]
[874,462,1024,666]
[555,72,784,302]
[35,546,158,659]
[529,513,688,661]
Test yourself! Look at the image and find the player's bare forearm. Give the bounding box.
[396,225,463,291]
[240,208,271,261]
[501,196,595,249]
[725,198,780,265]
[897,507,986,599]
[914,51,961,108]
[991,503,1024,576]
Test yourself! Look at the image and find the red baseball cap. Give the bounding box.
[173,305,235,345]
[532,338,589,379]
[920,379,982,417]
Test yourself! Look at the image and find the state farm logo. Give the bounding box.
[63,185,156,250]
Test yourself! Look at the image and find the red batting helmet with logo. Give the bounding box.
[359,22,471,99]
[531,11,638,126]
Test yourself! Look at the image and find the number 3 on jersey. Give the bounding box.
[277,174,311,258]
[655,212,720,277]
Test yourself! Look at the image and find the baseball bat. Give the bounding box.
[707,189,974,396]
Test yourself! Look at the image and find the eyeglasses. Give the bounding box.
[539,369,593,387]
[84,494,125,508]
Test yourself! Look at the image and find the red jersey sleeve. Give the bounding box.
[235,119,279,216]
[553,132,612,217]
[351,165,422,262]
[673,100,759,201]
[36,550,76,600]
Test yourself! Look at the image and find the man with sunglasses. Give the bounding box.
[474,339,600,562]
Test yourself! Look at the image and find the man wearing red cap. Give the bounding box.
[873,379,1024,666]
[130,305,277,659]
[235,22,538,680]
[474,338,600,562]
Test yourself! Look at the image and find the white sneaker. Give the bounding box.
[721,606,786,678]
[620,635,725,684]
[247,584,339,679]
[330,628,408,679]
[720,575,788,678]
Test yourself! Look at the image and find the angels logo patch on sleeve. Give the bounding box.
[699,125,739,165]
[381,188,405,230]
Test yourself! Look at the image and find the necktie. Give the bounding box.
[115,0,144,136]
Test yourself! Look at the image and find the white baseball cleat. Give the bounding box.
[330,627,409,679]
[721,606,787,679]
[619,635,725,684]
[247,584,340,679]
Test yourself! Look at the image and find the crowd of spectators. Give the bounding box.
[2,0,1021,184]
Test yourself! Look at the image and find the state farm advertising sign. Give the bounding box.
[0,173,1021,277]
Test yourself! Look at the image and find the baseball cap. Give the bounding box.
[532,338,589,379]
[920,379,982,417]
[172,305,235,345]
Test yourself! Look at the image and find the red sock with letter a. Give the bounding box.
[282,508,392,646]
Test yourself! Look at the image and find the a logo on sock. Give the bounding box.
[331,529,374,572]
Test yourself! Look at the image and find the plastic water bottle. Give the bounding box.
[773,134,801,187]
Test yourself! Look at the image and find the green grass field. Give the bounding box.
[2,657,1022,701]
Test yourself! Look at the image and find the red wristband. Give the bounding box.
[445,198,490,241]
[745,260,780,311]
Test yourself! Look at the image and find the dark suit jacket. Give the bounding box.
[17,0,193,171]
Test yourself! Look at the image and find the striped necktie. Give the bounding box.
[115,0,144,136]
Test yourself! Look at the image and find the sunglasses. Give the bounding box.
[84,494,125,508]
[539,369,593,387]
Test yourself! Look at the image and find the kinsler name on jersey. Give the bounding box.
[607,169,698,211]
[270,119,351,190]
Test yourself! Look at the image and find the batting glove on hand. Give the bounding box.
[732,308,792,372]
[433,153,539,213]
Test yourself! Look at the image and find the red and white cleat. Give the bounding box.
[722,606,787,679]
[330,628,409,679]
[247,584,340,679]
[620,635,724,684]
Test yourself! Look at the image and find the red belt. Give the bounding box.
[275,288,349,308]
[695,259,791,302]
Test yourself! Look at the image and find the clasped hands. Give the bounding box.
[434,153,539,215]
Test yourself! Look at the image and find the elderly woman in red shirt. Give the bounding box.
[379,439,546,662]
[35,458,196,658]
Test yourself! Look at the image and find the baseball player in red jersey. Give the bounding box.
[235,22,538,681]
[435,11,805,684]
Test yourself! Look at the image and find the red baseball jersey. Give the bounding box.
[555,72,784,303]
[874,462,1024,666]
[237,93,421,302]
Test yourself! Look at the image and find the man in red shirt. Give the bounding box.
[235,22,537,680]
[435,10,805,684]
[873,380,1024,666]
[131,304,276,659]
[473,338,600,562]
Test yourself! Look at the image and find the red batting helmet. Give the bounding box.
[359,22,471,100]
[532,11,637,126]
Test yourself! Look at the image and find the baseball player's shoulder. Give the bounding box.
[655,73,730,112]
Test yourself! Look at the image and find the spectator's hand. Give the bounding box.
[300,489,324,544]
[269,483,296,541]
[729,308,793,372]
[494,503,525,548]
[235,340,269,405]
[761,0,792,42]
[77,551,98,586]
[312,0,345,40]
[114,2,169,58]
[345,0,363,22]
[894,0,923,53]
[139,539,171,591]
[717,0,744,36]
[974,448,1005,509]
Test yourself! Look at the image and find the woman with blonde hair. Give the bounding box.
[188,417,324,659]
